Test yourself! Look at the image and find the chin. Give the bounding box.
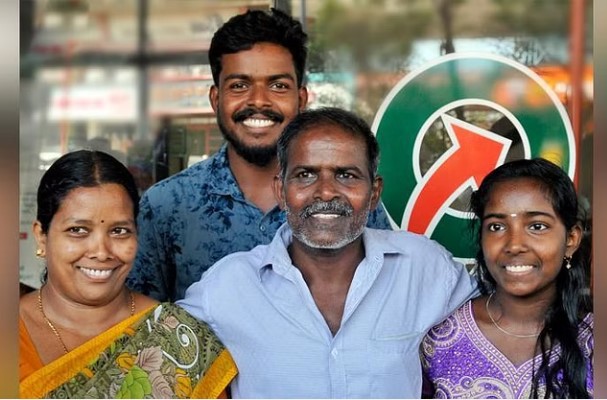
[501,287,539,298]
[304,236,357,250]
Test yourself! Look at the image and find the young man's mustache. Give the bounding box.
[233,108,284,123]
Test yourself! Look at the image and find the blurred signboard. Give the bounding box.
[47,85,137,121]
[149,79,214,116]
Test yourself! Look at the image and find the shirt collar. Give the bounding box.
[257,224,404,281]
[258,223,294,279]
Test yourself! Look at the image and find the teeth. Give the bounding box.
[504,265,534,272]
[243,118,274,128]
[79,267,113,279]
[312,214,340,219]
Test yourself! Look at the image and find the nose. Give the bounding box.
[247,84,272,108]
[87,234,114,261]
[314,173,340,202]
[504,226,527,254]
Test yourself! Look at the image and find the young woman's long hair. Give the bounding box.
[469,158,592,398]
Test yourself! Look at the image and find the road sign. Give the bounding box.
[372,53,575,260]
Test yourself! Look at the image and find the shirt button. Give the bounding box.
[260,225,266,232]
[331,348,338,358]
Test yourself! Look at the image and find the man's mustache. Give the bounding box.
[300,200,353,219]
[233,108,284,123]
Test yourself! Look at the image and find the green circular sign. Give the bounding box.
[372,53,575,260]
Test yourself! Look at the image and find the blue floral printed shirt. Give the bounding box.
[127,144,393,301]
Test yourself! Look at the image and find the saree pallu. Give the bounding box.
[20,303,237,398]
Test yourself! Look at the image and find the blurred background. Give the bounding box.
[19,0,593,288]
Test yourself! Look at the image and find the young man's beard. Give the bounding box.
[217,107,282,167]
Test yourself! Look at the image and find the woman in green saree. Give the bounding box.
[19,150,237,398]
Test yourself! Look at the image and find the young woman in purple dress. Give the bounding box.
[421,158,593,399]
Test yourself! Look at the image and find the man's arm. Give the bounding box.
[126,191,171,301]
[445,257,479,313]
[176,270,215,329]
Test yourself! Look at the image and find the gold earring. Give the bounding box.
[564,256,572,270]
[36,248,44,258]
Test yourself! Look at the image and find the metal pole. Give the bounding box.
[137,0,149,141]
[301,0,307,32]
[569,0,585,187]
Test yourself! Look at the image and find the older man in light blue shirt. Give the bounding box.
[177,107,477,398]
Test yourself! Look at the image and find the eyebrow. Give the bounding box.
[482,211,556,220]
[290,165,367,174]
[335,165,366,174]
[223,73,296,82]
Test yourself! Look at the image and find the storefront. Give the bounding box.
[20,0,593,287]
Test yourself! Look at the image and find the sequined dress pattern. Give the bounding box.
[421,301,593,399]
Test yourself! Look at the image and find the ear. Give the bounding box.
[273,175,287,210]
[32,221,47,256]
[564,223,583,258]
[369,176,384,210]
[298,86,308,111]
[209,85,219,113]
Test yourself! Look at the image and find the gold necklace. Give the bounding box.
[485,292,541,339]
[38,287,136,354]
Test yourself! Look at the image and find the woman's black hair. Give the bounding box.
[470,158,592,398]
[36,150,139,234]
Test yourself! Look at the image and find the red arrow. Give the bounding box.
[404,114,511,235]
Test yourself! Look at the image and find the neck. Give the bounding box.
[40,282,133,336]
[226,145,279,174]
[227,146,279,213]
[489,289,555,326]
[289,237,365,286]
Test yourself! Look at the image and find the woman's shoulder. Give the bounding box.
[18,291,44,337]
[148,303,228,364]
[421,301,475,370]
[129,295,206,334]
[425,300,471,339]
[19,290,38,316]
[132,292,159,313]
[155,303,220,336]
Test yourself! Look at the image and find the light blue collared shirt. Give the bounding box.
[178,224,478,398]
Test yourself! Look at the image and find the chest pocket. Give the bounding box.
[370,331,421,353]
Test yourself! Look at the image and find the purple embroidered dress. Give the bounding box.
[421,301,593,398]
